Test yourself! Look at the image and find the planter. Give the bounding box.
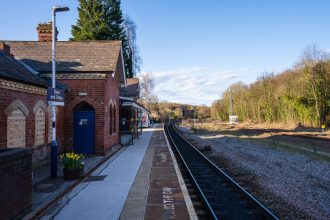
[63,167,84,180]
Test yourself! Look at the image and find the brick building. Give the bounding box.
[119,78,151,134]
[0,23,126,166]
[120,78,140,101]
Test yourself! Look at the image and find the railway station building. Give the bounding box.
[0,22,127,166]
[119,78,151,144]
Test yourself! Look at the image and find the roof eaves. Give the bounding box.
[15,58,39,75]
[0,74,48,88]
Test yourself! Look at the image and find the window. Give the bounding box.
[35,108,45,146]
[5,100,29,148]
[109,104,113,135]
[113,103,116,134]
[109,101,117,136]
[7,109,26,148]
[34,101,46,146]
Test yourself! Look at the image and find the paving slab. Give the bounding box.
[42,127,155,220]
[23,155,106,219]
[121,124,197,220]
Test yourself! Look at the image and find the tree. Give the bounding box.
[174,107,183,119]
[210,44,330,127]
[259,73,276,123]
[103,0,134,78]
[71,0,109,40]
[138,72,159,119]
[123,14,142,77]
[140,72,156,102]
[307,61,330,126]
[300,44,330,126]
[72,0,140,78]
[299,43,328,65]
[196,105,211,119]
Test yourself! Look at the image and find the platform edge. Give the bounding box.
[163,124,198,220]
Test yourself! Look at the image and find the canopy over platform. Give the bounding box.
[119,97,150,136]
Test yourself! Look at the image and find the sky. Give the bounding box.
[1,0,330,106]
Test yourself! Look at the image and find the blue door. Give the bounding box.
[73,111,95,154]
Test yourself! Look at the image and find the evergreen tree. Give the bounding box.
[72,0,138,78]
[103,0,133,78]
[71,0,109,40]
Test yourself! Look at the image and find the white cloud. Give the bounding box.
[139,67,262,106]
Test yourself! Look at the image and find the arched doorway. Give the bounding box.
[73,101,95,154]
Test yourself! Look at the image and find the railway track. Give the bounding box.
[165,122,279,220]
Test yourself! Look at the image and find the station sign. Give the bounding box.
[47,88,64,106]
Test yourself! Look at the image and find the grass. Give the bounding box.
[181,124,330,162]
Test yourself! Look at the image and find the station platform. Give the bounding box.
[42,124,196,220]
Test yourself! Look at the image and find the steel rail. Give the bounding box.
[165,122,279,220]
[165,123,218,220]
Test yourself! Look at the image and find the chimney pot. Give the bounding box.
[36,22,58,42]
[0,42,10,55]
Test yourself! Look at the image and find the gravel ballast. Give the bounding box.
[177,125,330,220]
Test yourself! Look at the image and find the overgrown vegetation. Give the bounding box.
[211,44,330,127]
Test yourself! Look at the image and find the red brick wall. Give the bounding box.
[1,56,123,163]
[1,74,121,162]
[31,107,65,166]
[0,87,65,166]
[58,78,118,155]
[103,54,124,154]
[104,74,120,154]
[0,148,32,219]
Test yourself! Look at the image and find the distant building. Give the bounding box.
[229,115,239,124]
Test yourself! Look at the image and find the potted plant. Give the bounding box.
[61,152,84,180]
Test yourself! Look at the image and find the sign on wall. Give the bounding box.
[47,88,64,106]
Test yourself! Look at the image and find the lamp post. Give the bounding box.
[51,6,69,179]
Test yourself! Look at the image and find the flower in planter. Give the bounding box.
[60,152,84,170]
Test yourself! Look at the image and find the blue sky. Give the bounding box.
[1,0,330,106]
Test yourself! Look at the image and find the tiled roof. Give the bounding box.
[120,78,139,97]
[5,41,122,72]
[0,51,49,87]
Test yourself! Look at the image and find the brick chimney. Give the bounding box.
[36,22,58,42]
[0,42,10,55]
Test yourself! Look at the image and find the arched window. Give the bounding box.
[35,107,45,145]
[34,101,46,146]
[109,104,113,135]
[113,103,116,134]
[5,100,29,148]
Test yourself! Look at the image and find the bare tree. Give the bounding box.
[123,14,142,76]
[140,72,155,102]
[139,72,159,121]
[300,43,329,64]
